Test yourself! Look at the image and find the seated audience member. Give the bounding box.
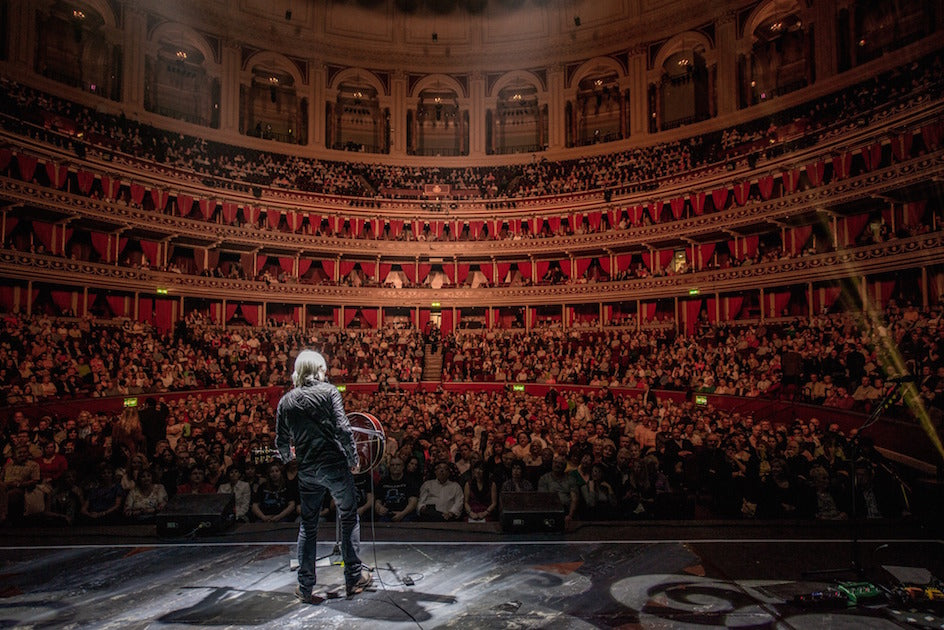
[218,465,252,522]
[464,461,498,522]
[2,444,41,523]
[81,463,125,524]
[124,467,168,522]
[500,460,534,493]
[418,462,464,522]
[36,441,69,484]
[43,469,83,525]
[374,457,419,522]
[354,472,374,520]
[177,466,216,494]
[580,463,618,520]
[252,461,296,522]
[538,456,579,522]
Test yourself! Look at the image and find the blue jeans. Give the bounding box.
[297,461,363,593]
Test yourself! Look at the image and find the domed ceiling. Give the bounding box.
[149,0,743,72]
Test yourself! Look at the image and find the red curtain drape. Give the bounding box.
[558,259,571,278]
[690,192,706,216]
[339,260,356,277]
[742,235,759,259]
[402,263,416,283]
[76,170,94,194]
[45,162,68,189]
[278,257,295,275]
[155,299,174,332]
[288,212,304,232]
[151,188,169,212]
[137,297,153,323]
[712,188,728,211]
[642,302,657,322]
[243,305,259,326]
[843,214,870,245]
[418,263,431,283]
[441,309,453,335]
[724,296,744,320]
[782,169,801,194]
[297,259,313,277]
[266,211,282,229]
[16,154,37,181]
[32,221,54,251]
[615,254,632,272]
[575,257,592,278]
[221,203,239,224]
[199,199,214,220]
[255,255,269,274]
[921,122,942,150]
[806,161,826,186]
[658,250,674,270]
[757,176,775,200]
[90,232,110,259]
[861,142,883,171]
[670,198,685,220]
[130,184,146,205]
[0,148,11,171]
[50,291,73,312]
[535,261,549,279]
[903,201,927,226]
[832,152,853,179]
[361,308,378,328]
[516,261,531,280]
[766,291,790,318]
[791,225,813,254]
[177,194,193,216]
[106,295,127,317]
[648,201,663,223]
[698,243,715,269]
[587,211,602,231]
[684,299,702,334]
[496,262,511,283]
[139,240,159,265]
[321,259,336,281]
[733,181,750,205]
[705,298,718,323]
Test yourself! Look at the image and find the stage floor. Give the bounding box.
[1,522,942,629]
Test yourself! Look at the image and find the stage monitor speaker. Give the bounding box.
[500,492,565,533]
[156,493,235,537]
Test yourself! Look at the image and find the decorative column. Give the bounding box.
[309,63,325,147]
[547,64,566,150]
[390,71,408,155]
[628,45,648,137]
[715,12,739,115]
[469,71,486,156]
[220,40,242,133]
[121,3,147,108]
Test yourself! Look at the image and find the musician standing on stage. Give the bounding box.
[276,350,372,602]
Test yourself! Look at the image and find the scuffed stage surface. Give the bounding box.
[0,522,942,629]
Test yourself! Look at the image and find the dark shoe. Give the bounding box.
[295,585,324,605]
[345,570,372,597]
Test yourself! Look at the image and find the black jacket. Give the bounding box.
[275,381,357,480]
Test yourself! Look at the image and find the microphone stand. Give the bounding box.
[803,377,907,580]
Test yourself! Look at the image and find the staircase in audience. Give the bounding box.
[423,344,443,381]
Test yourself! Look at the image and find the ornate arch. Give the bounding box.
[743,0,805,41]
[67,0,118,29]
[568,57,625,90]
[410,74,466,99]
[329,68,387,98]
[148,22,218,67]
[490,70,545,98]
[242,51,306,87]
[652,31,715,71]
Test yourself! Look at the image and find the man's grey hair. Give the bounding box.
[292,350,328,387]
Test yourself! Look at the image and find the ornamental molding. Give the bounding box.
[2,233,941,307]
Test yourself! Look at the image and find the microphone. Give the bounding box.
[887,375,915,383]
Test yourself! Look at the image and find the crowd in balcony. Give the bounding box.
[1,50,941,208]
